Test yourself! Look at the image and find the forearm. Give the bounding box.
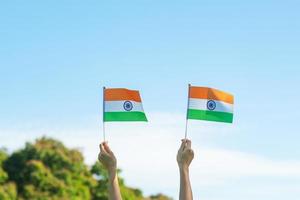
[108,170,122,200]
[179,168,193,200]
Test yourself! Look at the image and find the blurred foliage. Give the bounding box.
[146,194,173,200]
[0,149,17,200]
[0,137,172,200]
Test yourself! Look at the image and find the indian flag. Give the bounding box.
[103,88,147,122]
[187,86,234,123]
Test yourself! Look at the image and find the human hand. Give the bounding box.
[177,139,194,170]
[98,142,117,174]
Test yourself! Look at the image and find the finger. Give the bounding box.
[100,143,108,154]
[189,149,195,159]
[186,140,192,149]
[103,142,112,154]
[99,152,108,160]
[179,139,186,150]
[98,153,103,161]
[98,156,105,163]
[187,149,194,154]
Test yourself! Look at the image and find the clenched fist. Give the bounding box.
[177,139,194,170]
[98,142,117,173]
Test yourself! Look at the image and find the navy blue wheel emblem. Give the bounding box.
[123,101,133,111]
[207,100,216,111]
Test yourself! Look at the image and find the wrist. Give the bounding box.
[108,165,117,173]
[179,165,189,173]
[108,166,117,178]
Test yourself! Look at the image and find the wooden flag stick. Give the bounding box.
[184,84,191,140]
[103,86,106,142]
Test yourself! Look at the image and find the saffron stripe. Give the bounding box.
[189,86,234,104]
[104,88,142,102]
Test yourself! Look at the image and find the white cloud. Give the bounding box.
[1,112,300,199]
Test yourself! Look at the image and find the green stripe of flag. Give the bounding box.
[187,109,233,123]
[104,112,148,122]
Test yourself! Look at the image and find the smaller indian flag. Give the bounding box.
[103,88,147,122]
[187,86,234,123]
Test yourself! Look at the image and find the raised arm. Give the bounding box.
[177,139,194,200]
[98,142,122,200]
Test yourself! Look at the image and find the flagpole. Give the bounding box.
[103,86,106,142]
[184,84,191,140]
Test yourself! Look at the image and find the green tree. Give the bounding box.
[0,149,17,200]
[147,193,173,200]
[1,137,172,200]
[3,137,95,200]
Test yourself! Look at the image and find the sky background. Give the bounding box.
[1,0,300,199]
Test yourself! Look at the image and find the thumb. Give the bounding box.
[103,142,113,154]
[179,139,186,151]
[99,143,108,154]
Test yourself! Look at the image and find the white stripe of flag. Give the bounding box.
[105,100,144,112]
[188,98,233,113]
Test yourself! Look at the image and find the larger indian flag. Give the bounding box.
[104,88,147,122]
[187,86,234,123]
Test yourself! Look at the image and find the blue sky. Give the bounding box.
[1,1,300,199]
